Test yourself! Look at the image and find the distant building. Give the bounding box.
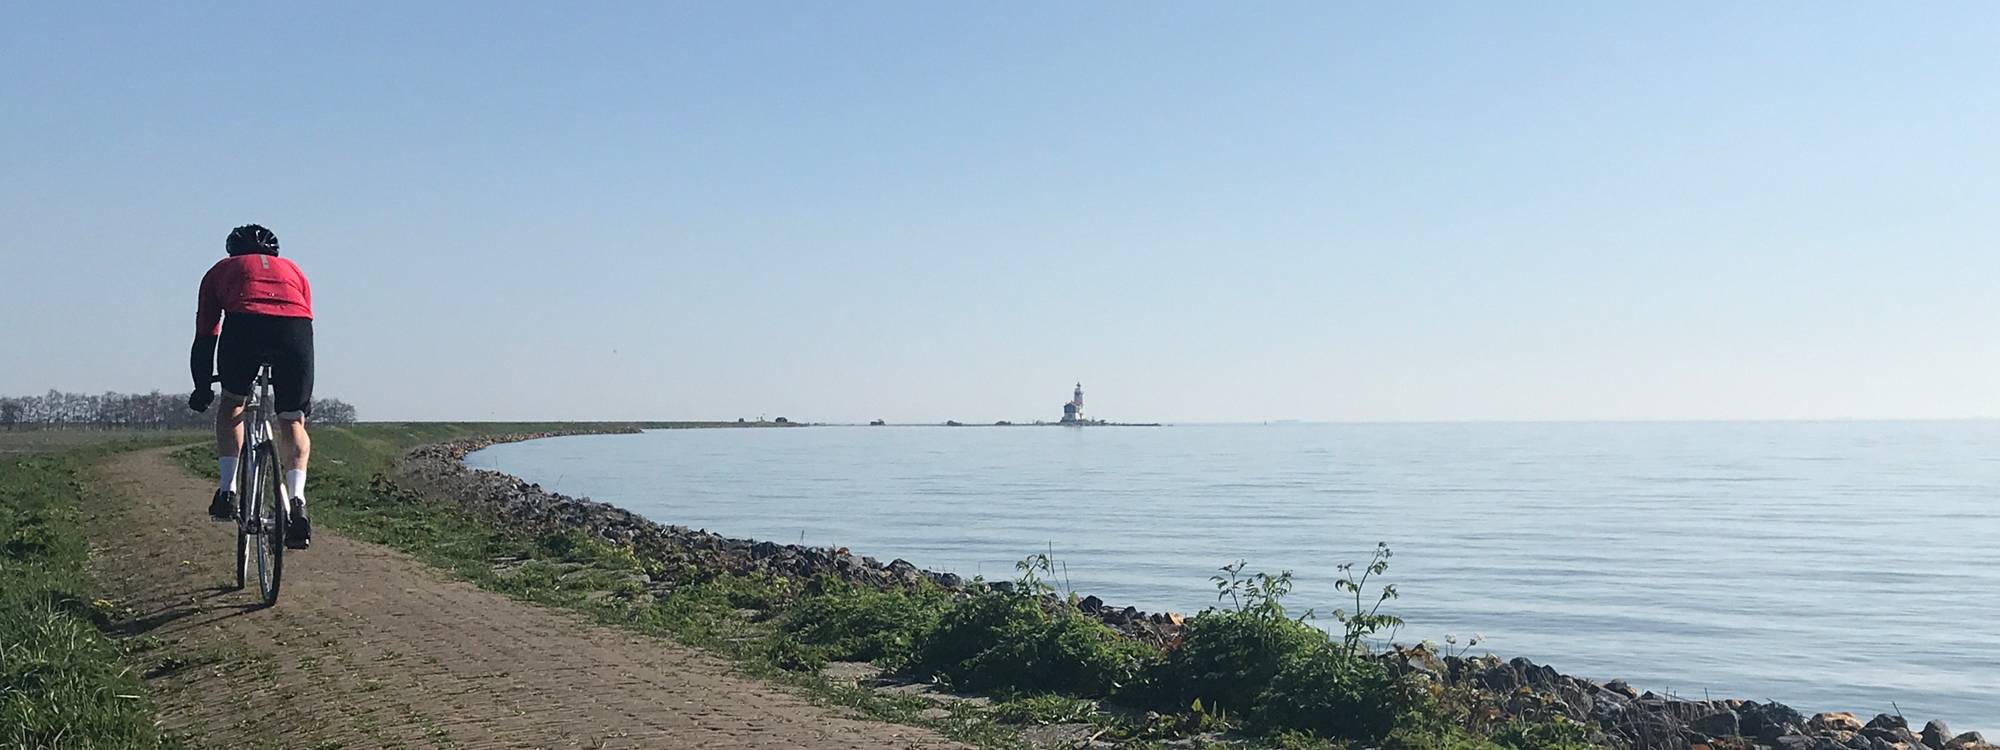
[1060,382,1085,424]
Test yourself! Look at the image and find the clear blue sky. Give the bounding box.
[4,3,1995,422]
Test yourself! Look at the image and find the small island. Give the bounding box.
[894,383,1164,427]
[1041,382,1160,426]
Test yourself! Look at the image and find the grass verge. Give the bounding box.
[2,432,199,749]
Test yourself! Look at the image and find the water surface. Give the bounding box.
[468,422,2000,729]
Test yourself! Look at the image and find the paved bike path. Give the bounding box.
[85,446,961,750]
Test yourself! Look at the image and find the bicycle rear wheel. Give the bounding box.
[251,441,285,605]
[234,449,250,591]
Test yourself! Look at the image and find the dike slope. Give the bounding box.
[404,432,1996,750]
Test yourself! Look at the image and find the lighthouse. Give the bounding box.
[1060,382,1086,424]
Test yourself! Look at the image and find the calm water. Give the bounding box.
[468,422,2000,729]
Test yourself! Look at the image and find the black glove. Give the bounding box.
[189,388,215,413]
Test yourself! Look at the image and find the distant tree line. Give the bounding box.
[0,390,358,430]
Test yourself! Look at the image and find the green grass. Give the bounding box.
[1,431,199,749]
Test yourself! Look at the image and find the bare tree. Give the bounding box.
[0,390,359,429]
[0,397,21,430]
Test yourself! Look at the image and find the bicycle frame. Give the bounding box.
[231,364,290,603]
[239,368,286,503]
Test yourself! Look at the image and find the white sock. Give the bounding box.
[218,457,238,492]
[285,470,307,505]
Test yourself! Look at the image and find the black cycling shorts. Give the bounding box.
[217,312,315,418]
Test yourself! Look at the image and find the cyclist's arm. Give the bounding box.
[192,267,223,388]
[189,335,218,389]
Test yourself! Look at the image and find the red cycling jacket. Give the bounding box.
[195,254,314,336]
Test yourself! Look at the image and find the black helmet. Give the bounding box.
[226,224,280,256]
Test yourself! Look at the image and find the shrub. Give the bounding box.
[1141,549,1477,746]
[1252,641,1413,742]
[907,588,1157,696]
[1145,608,1329,713]
[1147,609,1421,742]
[778,577,950,669]
[1488,715,1598,750]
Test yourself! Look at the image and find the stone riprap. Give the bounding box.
[386,432,1990,750]
[1390,650,1992,750]
[385,433,1186,643]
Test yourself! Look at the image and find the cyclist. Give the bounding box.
[186,224,314,549]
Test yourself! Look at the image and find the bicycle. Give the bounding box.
[215,363,292,605]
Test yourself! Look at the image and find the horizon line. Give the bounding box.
[371,416,2000,426]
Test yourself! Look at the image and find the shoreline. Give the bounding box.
[397,429,1992,750]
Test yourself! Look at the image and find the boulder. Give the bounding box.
[1946,732,1987,750]
[1743,702,1808,740]
[1508,657,1565,691]
[1695,710,1741,738]
[1812,713,1866,734]
[884,558,920,582]
[1399,647,1446,680]
[1872,715,1912,731]
[1922,721,1951,749]
[1865,727,1923,747]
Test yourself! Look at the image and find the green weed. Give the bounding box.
[993,693,1104,725]
[772,576,950,670]
[905,566,1158,697]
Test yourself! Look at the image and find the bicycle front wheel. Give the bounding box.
[251,441,285,605]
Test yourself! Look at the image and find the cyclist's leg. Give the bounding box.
[276,412,313,548]
[213,400,246,482]
[269,316,315,548]
[213,317,259,493]
[277,419,310,492]
[268,317,314,502]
